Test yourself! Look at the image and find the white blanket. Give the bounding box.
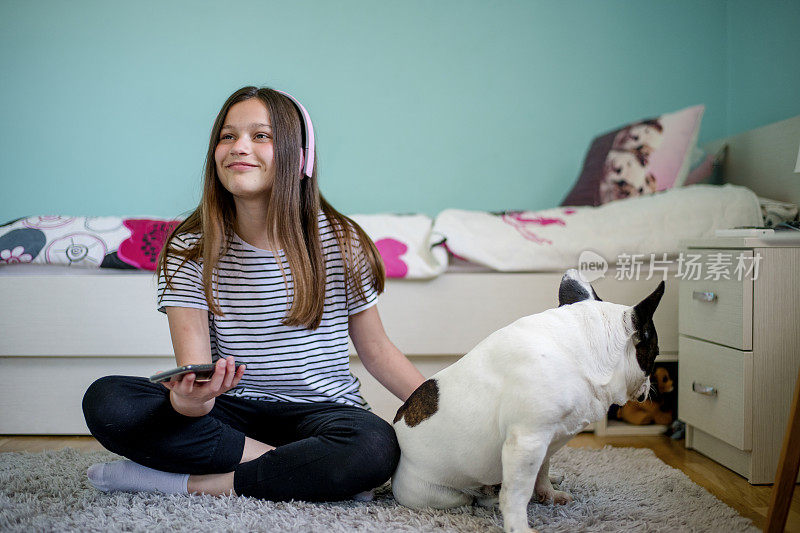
[349,213,447,279]
[432,185,762,271]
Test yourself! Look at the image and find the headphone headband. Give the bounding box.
[275,89,315,179]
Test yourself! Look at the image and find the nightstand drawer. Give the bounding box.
[678,250,753,350]
[678,336,752,451]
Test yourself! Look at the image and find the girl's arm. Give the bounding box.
[162,306,243,416]
[349,306,426,401]
[166,306,213,367]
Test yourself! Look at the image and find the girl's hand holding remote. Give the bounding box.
[162,357,245,417]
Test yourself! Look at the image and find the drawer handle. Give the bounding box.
[692,381,717,397]
[692,291,717,303]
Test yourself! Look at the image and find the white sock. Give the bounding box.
[353,489,374,502]
[87,460,189,495]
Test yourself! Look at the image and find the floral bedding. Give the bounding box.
[0,216,180,271]
[0,214,447,279]
[0,185,768,279]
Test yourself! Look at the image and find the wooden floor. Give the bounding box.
[1,434,798,532]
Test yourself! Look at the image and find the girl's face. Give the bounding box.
[215,98,276,202]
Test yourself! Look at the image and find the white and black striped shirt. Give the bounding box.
[157,213,377,409]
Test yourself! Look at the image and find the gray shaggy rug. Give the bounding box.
[0,446,756,532]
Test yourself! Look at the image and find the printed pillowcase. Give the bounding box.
[562,105,705,206]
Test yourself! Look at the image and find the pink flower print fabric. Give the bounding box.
[0,214,446,277]
[0,246,33,264]
[375,238,409,278]
[118,219,181,271]
[500,211,568,245]
[0,228,47,265]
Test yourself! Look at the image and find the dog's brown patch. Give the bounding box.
[393,379,439,427]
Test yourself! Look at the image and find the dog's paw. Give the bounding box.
[474,483,500,508]
[534,487,572,505]
[552,490,573,505]
[476,495,499,508]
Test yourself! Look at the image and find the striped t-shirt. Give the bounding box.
[156,213,377,408]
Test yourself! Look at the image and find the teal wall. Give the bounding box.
[726,0,800,136]
[0,0,794,221]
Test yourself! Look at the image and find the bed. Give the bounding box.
[1,115,798,434]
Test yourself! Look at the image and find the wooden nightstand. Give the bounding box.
[678,236,800,484]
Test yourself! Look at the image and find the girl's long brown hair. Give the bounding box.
[157,86,384,329]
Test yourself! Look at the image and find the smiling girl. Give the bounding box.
[81,86,425,501]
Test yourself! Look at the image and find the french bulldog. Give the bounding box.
[392,269,664,533]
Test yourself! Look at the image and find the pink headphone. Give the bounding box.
[275,89,315,179]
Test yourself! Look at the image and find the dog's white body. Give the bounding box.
[392,272,662,533]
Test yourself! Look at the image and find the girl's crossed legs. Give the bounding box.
[82,375,400,501]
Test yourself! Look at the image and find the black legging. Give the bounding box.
[82,375,400,502]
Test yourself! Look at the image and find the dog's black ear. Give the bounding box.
[590,286,602,301]
[633,281,665,323]
[631,281,665,374]
[559,269,602,306]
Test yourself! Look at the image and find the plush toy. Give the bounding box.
[616,366,675,425]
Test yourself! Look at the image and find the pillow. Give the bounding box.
[348,213,447,279]
[758,196,799,228]
[684,144,727,186]
[562,105,705,206]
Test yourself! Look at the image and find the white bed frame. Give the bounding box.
[2,115,797,435]
[0,269,678,433]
